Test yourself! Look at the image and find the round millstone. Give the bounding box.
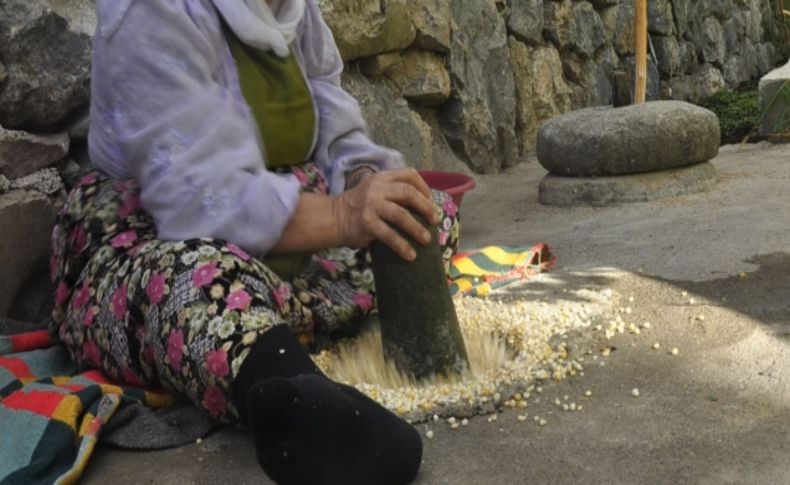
[538,162,717,207]
[537,101,720,176]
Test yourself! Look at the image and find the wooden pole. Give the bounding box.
[634,0,648,104]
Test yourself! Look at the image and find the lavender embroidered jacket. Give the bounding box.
[88,0,405,257]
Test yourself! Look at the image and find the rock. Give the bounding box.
[536,101,720,176]
[678,40,699,75]
[722,10,746,55]
[0,0,96,128]
[744,3,763,41]
[589,0,618,9]
[701,0,733,20]
[0,190,61,318]
[508,0,544,45]
[722,47,755,87]
[648,0,675,36]
[652,35,681,77]
[539,162,717,207]
[0,127,69,180]
[413,107,472,174]
[509,39,572,156]
[386,50,451,107]
[440,0,518,172]
[700,17,726,66]
[669,64,726,103]
[758,60,790,136]
[342,72,434,169]
[671,0,691,38]
[561,50,615,107]
[721,40,774,88]
[544,0,605,58]
[411,0,452,53]
[57,159,86,191]
[360,52,404,77]
[2,167,64,196]
[318,0,416,61]
[599,2,635,56]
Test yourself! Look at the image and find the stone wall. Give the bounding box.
[0,0,781,318]
[323,0,779,173]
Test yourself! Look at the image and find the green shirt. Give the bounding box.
[227,30,316,280]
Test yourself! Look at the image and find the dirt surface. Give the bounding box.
[81,143,790,484]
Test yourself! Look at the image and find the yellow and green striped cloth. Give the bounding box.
[448,244,556,297]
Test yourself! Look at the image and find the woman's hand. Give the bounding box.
[334,168,437,261]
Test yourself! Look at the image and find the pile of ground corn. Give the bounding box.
[314,292,623,423]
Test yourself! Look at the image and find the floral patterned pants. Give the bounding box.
[50,166,460,422]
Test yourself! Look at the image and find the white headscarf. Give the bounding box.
[211,0,306,57]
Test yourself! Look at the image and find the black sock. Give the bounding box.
[248,374,423,485]
[232,324,323,423]
[232,325,423,485]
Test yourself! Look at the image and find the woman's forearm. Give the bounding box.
[268,193,342,254]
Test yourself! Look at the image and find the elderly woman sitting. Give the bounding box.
[50,1,460,484]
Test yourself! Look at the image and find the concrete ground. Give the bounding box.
[82,142,790,484]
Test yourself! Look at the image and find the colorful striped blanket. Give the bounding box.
[0,328,172,485]
[449,244,556,297]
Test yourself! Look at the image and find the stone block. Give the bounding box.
[318,0,416,61]
[0,190,60,318]
[509,39,572,156]
[0,127,69,180]
[360,52,404,77]
[508,0,544,45]
[537,101,720,177]
[411,0,452,53]
[758,60,790,136]
[0,167,65,196]
[599,2,634,56]
[648,0,675,36]
[386,50,451,107]
[440,0,518,173]
[539,162,717,207]
[0,0,95,128]
[544,0,605,58]
[669,64,726,103]
[342,73,434,169]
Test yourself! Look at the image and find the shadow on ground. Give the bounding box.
[647,252,790,340]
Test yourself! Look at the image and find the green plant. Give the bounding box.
[758,79,790,138]
[700,90,762,144]
[764,0,790,60]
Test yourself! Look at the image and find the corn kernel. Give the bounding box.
[426,430,434,439]
[631,388,640,397]
[671,347,679,356]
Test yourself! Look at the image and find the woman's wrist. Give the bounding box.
[269,193,344,254]
[344,165,376,190]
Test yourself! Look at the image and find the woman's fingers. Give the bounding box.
[383,182,437,228]
[386,169,433,202]
[370,216,416,261]
[382,202,431,245]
